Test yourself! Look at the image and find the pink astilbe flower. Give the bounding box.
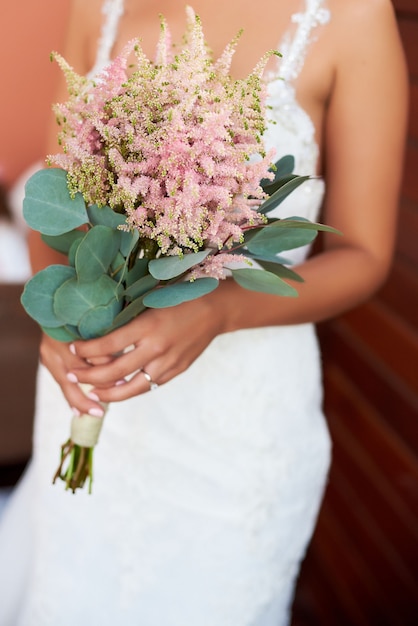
[47,6,276,278]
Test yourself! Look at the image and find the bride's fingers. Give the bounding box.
[87,369,156,403]
[39,336,106,416]
[71,320,143,360]
[67,342,155,388]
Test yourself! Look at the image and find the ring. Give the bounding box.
[142,369,159,391]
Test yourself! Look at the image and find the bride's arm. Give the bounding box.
[38,0,409,413]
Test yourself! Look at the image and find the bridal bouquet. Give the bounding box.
[21,7,336,493]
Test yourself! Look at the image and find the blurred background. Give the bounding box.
[0,2,416,624]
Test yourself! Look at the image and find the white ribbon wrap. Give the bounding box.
[70,384,108,447]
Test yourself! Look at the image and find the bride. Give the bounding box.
[0,1,407,625]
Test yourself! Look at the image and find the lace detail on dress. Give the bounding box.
[87,0,125,78]
[279,0,330,82]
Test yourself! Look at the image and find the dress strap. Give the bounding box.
[88,0,125,78]
[279,0,330,82]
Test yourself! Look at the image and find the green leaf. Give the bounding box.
[41,325,81,342]
[124,274,159,300]
[126,258,150,286]
[87,204,127,229]
[21,265,76,327]
[110,297,148,329]
[148,249,211,280]
[143,278,219,308]
[258,175,310,215]
[68,236,83,267]
[75,225,121,282]
[273,217,342,235]
[231,268,298,297]
[247,222,318,255]
[260,155,295,191]
[238,250,291,266]
[53,275,123,326]
[41,230,84,255]
[111,251,128,282]
[23,168,88,235]
[78,305,117,339]
[254,259,304,283]
[119,229,139,258]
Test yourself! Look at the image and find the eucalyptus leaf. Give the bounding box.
[111,251,128,282]
[149,249,211,280]
[111,297,148,329]
[87,203,128,229]
[239,250,292,266]
[21,265,76,327]
[23,168,88,235]
[143,278,219,308]
[260,174,298,197]
[68,236,83,267]
[247,223,317,255]
[54,275,123,326]
[78,305,117,339]
[272,217,342,235]
[258,175,309,215]
[41,325,81,342]
[124,274,159,300]
[126,258,150,287]
[260,156,295,191]
[75,225,121,282]
[41,230,84,255]
[231,268,298,297]
[255,260,304,283]
[120,229,139,257]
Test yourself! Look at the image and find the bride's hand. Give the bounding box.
[65,290,226,404]
[39,333,110,417]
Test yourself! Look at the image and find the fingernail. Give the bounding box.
[115,379,126,386]
[88,407,104,418]
[67,372,78,383]
[87,392,100,402]
[71,407,81,417]
[69,343,76,355]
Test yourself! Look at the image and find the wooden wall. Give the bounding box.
[293,2,418,624]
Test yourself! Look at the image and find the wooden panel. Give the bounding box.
[409,83,418,141]
[402,143,418,204]
[394,0,418,17]
[319,322,418,450]
[0,284,40,465]
[398,199,418,265]
[378,258,418,328]
[341,301,418,393]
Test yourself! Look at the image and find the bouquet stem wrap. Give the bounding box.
[53,384,108,493]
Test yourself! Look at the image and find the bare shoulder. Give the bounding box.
[325,0,405,82]
[329,0,399,43]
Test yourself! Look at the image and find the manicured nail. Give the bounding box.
[69,343,76,355]
[67,372,78,383]
[71,407,81,417]
[87,392,100,402]
[115,379,126,386]
[88,407,104,418]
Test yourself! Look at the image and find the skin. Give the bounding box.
[30,0,408,417]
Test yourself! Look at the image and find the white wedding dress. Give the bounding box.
[0,2,332,625]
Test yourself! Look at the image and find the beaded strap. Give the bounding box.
[88,0,125,78]
[279,0,330,82]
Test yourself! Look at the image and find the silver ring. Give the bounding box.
[142,369,159,391]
